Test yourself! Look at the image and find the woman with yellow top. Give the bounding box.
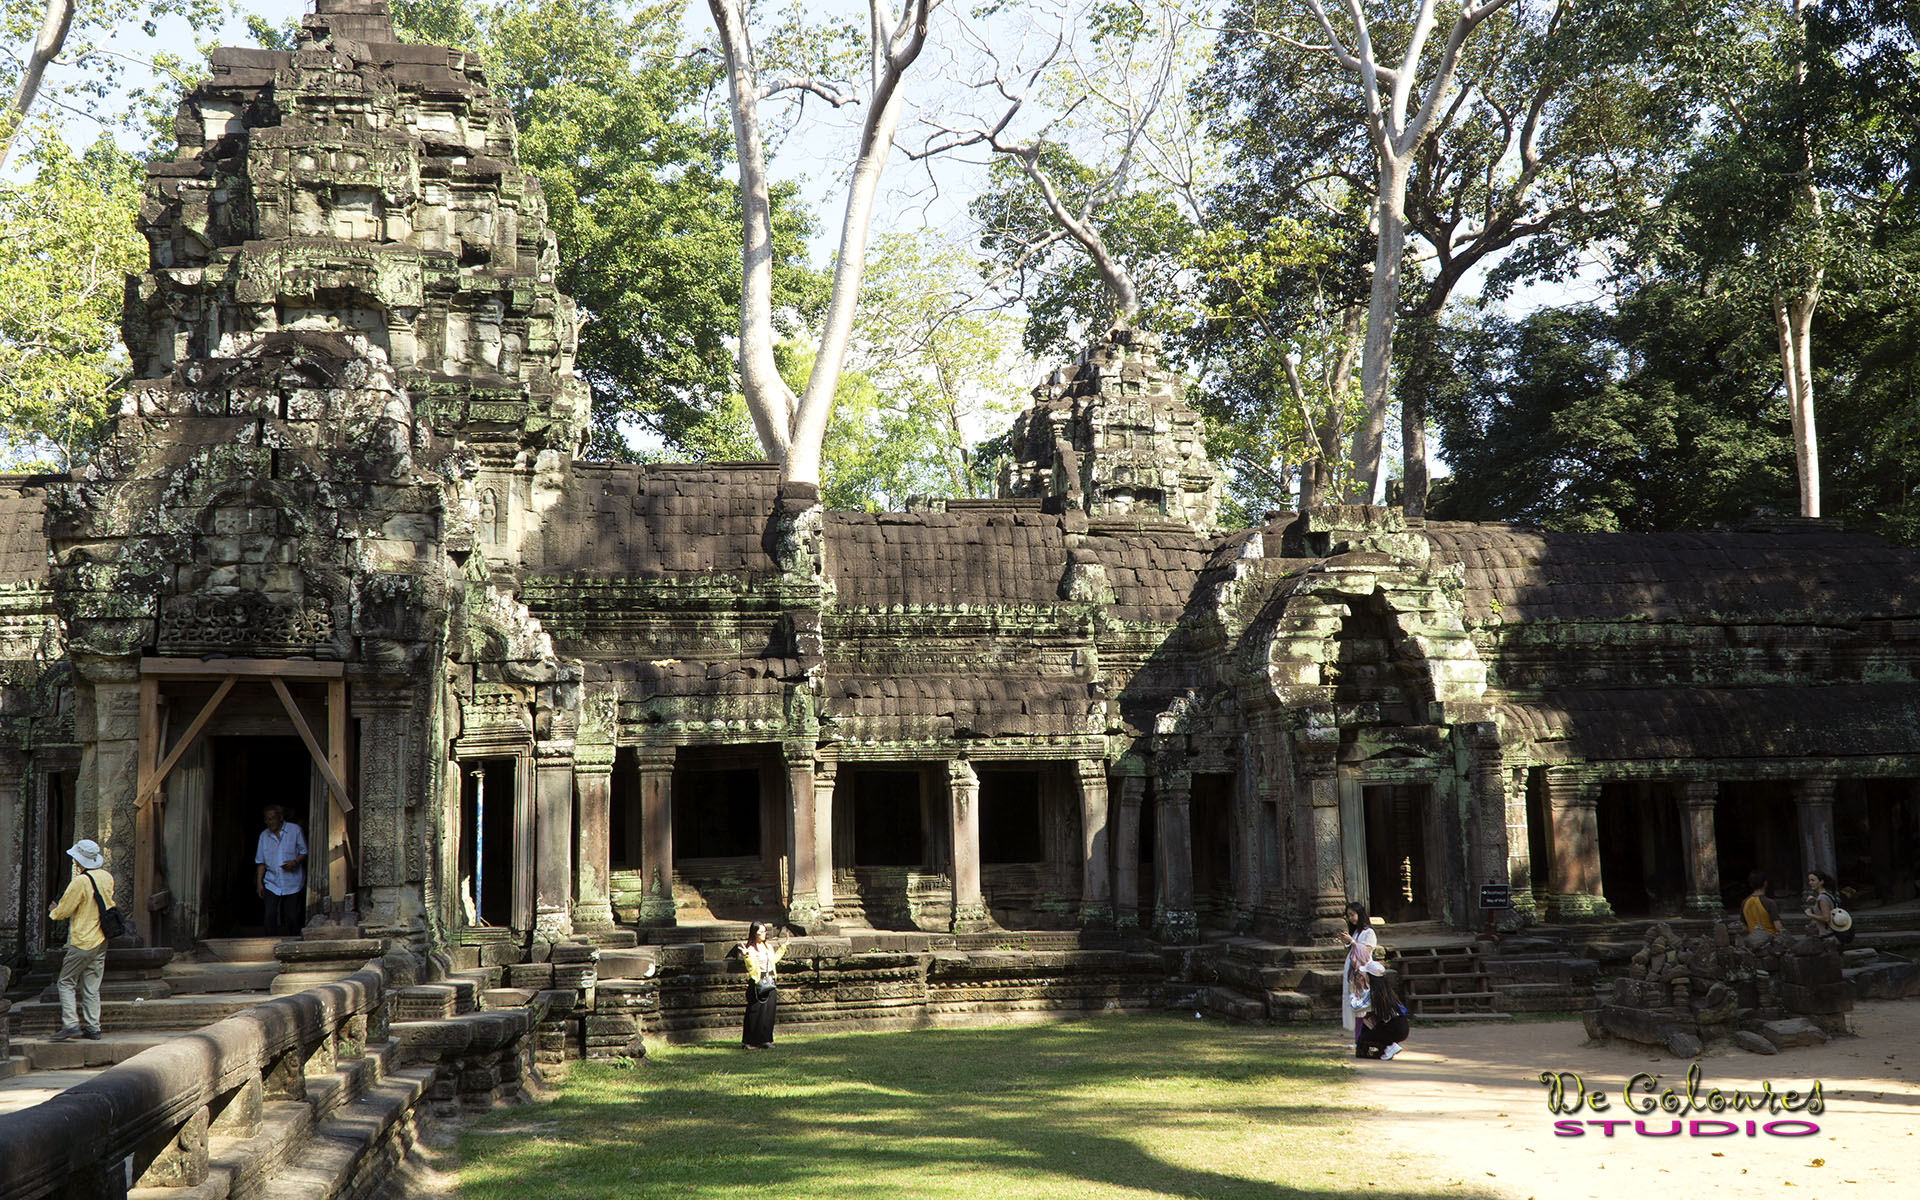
[738,921,788,1049]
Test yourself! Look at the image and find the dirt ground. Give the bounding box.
[1346,998,1916,1200]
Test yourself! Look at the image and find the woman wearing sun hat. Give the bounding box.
[47,839,114,1042]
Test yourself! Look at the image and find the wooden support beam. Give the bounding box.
[327,677,356,868]
[135,677,159,941]
[140,657,344,680]
[270,677,353,812]
[136,677,235,808]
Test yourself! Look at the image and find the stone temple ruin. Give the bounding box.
[1,0,1920,1157]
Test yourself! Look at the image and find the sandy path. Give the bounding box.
[1346,999,1917,1200]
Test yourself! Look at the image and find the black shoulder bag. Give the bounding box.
[85,870,131,942]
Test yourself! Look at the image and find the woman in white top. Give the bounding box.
[1339,901,1379,1054]
[737,921,788,1049]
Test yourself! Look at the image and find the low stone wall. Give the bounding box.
[582,944,1168,1049]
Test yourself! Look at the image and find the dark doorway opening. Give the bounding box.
[40,768,79,949]
[208,736,311,937]
[673,768,761,859]
[1836,780,1920,906]
[1525,768,1550,901]
[1137,790,1157,913]
[851,770,925,866]
[459,757,517,929]
[1713,782,1798,912]
[609,750,637,871]
[1364,784,1431,923]
[979,770,1044,864]
[1191,774,1234,922]
[1597,782,1687,917]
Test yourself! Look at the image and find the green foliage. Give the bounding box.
[1428,302,1794,532]
[0,0,230,155]
[390,0,824,462]
[0,134,143,470]
[972,149,1197,362]
[453,1018,1443,1200]
[770,237,1024,511]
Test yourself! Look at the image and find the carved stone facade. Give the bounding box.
[4,0,1920,968]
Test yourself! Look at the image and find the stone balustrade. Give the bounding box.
[0,961,389,1200]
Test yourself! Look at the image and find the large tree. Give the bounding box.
[708,0,937,487]
[1208,0,1703,513]
[391,0,823,460]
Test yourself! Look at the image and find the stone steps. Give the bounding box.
[1387,943,1506,1019]
[163,961,280,994]
[11,1031,184,1071]
[10,994,271,1034]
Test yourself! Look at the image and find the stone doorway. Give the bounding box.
[1596,782,1688,917]
[671,749,782,922]
[1713,781,1798,911]
[206,735,313,938]
[458,757,518,929]
[1362,784,1436,924]
[1191,773,1235,926]
[834,766,949,930]
[1836,780,1920,906]
[35,767,79,953]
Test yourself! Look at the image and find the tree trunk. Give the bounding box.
[1773,291,1821,518]
[0,0,79,171]
[1350,156,1410,503]
[782,11,926,487]
[1397,308,1444,519]
[709,0,795,462]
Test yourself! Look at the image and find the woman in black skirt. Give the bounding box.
[1354,969,1411,1061]
[738,921,788,1049]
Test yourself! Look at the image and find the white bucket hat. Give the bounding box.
[67,839,104,870]
[1829,908,1853,932]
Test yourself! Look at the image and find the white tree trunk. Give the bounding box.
[0,0,78,170]
[784,35,922,485]
[1774,290,1821,518]
[1350,155,1409,502]
[708,0,797,462]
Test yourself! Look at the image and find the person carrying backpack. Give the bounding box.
[47,838,116,1042]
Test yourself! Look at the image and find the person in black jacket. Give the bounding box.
[1354,969,1411,1061]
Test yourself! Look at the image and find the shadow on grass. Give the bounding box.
[455,1017,1502,1200]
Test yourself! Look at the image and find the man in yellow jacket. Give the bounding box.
[47,838,114,1041]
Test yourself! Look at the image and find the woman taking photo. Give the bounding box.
[1338,901,1378,1050]
[738,922,788,1049]
[1354,968,1411,1060]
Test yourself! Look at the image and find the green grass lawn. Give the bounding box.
[451,1015,1485,1199]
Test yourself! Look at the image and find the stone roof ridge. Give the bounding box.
[305,0,399,49]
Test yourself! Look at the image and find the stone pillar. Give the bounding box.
[786,746,836,931]
[1074,759,1113,928]
[1463,725,1512,923]
[1543,769,1611,919]
[1501,756,1538,920]
[1230,755,1261,927]
[1678,780,1723,915]
[352,686,424,938]
[1795,777,1838,878]
[1300,752,1348,939]
[635,747,676,927]
[533,744,574,939]
[947,759,988,932]
[1154,770,1196,943]
[0,750,22,955]
[1112,775,1144,933]
[571,750,615,931]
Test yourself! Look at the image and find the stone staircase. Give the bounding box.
[1386,943,1509,1020]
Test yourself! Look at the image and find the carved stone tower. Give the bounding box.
[1002,328,1222,527]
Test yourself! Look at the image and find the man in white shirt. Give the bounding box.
[255,805,309,937]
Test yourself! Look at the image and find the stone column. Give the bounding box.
[533,743,574,940]
[1500,756,1538,920]
[635,747,676,927]
[947,759,988,932]
[1074,759,1113,928]
[1678,780,1723,915]
[571,749,616,931]
[1464,724,1513,922]
[1154,770,1196,943]
[1230,755,1261,926]
[786,745,836,931]
[1543,769,1611,919]
[1111,775,1144,933]
[1299,751,1348,939]
[0,750,23,955]
[352,685,423,939]
[1795,777,1838,877]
